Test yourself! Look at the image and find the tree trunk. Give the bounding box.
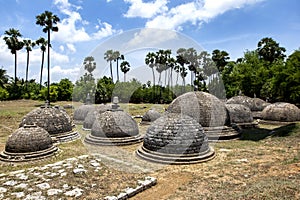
[116,59,119,82]
[47,30,50,104]
[25,51,29,91]
[110,61,113,82]
[40,51,45,90]
[14,52,17,85]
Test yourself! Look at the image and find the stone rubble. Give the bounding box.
[0,154,156,199]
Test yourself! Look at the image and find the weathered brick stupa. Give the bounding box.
[140,109,161,125]
[136,113,215,164]
[0,125,58,162]
[225,104,258,129]
[167,91,239,140]
[261,102,300,124]
[226,95,270,119]
[19,103,80,143]
[82,104,112,131]
[84,97,143,145]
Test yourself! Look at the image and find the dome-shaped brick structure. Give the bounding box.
[226,95,270,119]
[73,104,95,124]
[84,110,143,145]
[225,104,257,129]
[167,91,238,140]
[19,105,79,142]
[82,104,112,130]
[141,109,161,125]
[136,113,215,164]
[261,102,300,123]
[0,125,58,162]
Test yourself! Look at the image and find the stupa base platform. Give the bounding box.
[84,134,144,146]
[136,146,215,165]
[258,120,299,126]
[51,131,81,143]
[204,126,240,141]
[0,146,58,162]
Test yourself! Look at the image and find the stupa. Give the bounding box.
[0,125,58,162]
[82,104,112,130]
[73,94,95,124]
[84,97,143,145]
[226,95,270,119]
[19,103,80,142]
[167,91,239,140]
[225,103,258,129]
[140,109,161,125]
[136,113,215,164]
[261,102,300,124]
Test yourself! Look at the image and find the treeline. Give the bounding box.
[1,35,299,104]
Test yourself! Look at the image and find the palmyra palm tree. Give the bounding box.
[120,61,130,82]
[3,28,24,85]
[83,56,96,75]
[35,37,48,90]
[104,49,114,82]
[113,51,124,82]
[36,10,60,104]
[23,39,35,90]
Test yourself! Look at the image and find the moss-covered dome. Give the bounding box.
[0,125,58,162]
[136,113,215,164]
[167,91,228,127]
[262,102,300,122]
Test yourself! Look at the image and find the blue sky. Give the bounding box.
[0,0,299,83]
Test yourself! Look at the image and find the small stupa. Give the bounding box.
[140,109,161,125]
[0,124,58,162]
[84,97,143,145]
[261,102,300,124]
[167,91,239,140]
[73,93,95,124]
[82,104,112,130]
[136,113,215,164]
[19,102,80,142]
[225,103,258,129]
[226,95,270,119]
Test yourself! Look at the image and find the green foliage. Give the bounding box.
[57,78,73,101]
[73,73,96,103]
[0,87,9,100]
[40,84,58,102]
[95,76,114,103]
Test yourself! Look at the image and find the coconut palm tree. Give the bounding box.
[3,28,24,85]
[104,49,114,82]
[120,61,130,82]
[113,51,124,82]
[35,37,48,90]
[36,11,60,104]
[23,39,35,90]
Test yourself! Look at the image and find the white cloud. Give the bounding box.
[53,0,120,43]
[93,21,121,40]
[66,43,76,53]
[51,65,80,82]
[124,0,169,18]
[145,0,264,30]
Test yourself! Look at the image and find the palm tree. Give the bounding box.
[23,39,35,90]
[36,11,60,104]
[145,52,157,101]
[120,61,130,82]
[3,28,24,85]
[83,56,96,78]
[104,49,114,82]
[36,37,48,90]
[113,51,124,82]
